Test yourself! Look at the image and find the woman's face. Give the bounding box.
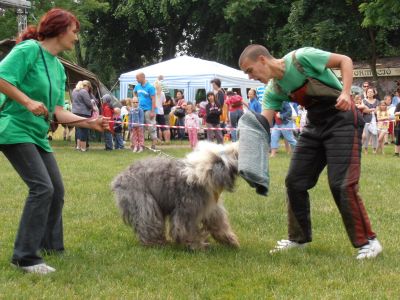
[176,92,183,100]
[380,103,387,111]
[58,22,79,51]
[208,94,215,103]
[366,88,375,98]
[354,95,362,105]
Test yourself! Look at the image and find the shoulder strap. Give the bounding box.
[271,51,303,97]
[291,50,305,75]
[38,45,52,115]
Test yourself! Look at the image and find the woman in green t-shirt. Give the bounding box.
[0,9,109,274]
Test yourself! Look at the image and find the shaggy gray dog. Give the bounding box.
[111,141,240,250]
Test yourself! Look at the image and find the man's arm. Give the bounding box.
[261,109,275,126]
[326,53,353,111]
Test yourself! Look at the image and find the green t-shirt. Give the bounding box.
[0,39,66,152]
[263,47,342,110]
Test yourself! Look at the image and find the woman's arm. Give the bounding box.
[55,106,109,131]
[0,78,48,116]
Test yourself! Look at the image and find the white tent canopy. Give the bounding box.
[119,55,262,102]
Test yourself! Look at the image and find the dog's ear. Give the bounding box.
[210,154,236,191]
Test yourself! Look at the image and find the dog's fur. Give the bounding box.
[111,141,240,250]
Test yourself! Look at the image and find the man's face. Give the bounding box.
[240,56,271,84]
[362,82,369,90]
[248,90,256,99]
[136,74,145,84]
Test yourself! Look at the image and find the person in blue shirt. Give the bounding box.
[248,89,262,113]
[270,101,297,157]
[133,72,157,149]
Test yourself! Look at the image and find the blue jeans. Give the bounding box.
[114,132,124,149]
[104,131,114,150]
[229,109,243,142]
[271,122,297,149]
[176,117,185,140]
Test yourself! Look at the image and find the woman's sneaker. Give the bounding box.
[356,238,383,260]
[12,263,56,274]
[269,239,309,254]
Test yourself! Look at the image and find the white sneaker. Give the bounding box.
[356,238,383,260]
[137,147,143,153]
[132,146,138,153]
[269,239,308,254]
[13,263,56,274]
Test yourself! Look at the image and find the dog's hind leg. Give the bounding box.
[203,204,240,248]
[129,193,167,246]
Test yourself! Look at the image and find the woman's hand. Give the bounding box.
[26,99,49,117]
[88,116,110,132]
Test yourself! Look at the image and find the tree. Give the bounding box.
[282,0,400,96]
[359,0,400,29]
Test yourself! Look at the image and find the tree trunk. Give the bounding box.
[74,39,85,67]
[367,27,384,98]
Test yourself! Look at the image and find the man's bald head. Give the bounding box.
[238,44,272,67]
[136,72,145,84]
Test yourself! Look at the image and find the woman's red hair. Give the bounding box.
[17,8,80,43]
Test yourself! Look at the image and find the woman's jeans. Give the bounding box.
[1,143,65,266]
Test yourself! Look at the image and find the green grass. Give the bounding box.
[0,140,399,299]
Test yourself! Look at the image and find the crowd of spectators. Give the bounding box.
[66,77,400,156]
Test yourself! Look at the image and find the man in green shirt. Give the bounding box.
[239,44,382,260]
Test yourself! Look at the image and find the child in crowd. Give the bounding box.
[102,94,114,150]
[394,102,400,156]
[354,94,363,111]
[184,103,200,149]
[376,101,389,154]
[205,91,224,144]
[91,99,99,119]
[121,98,130,141]
[128,97,145,153]
[113,107,124,150]
[62,100,74,141]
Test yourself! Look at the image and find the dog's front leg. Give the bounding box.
[203,204,240,248]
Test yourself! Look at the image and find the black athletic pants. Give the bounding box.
[285,105,376,248]
[1,143,64,266]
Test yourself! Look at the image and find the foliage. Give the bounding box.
[0,9,18,41]
[0,140,399,298]
[359,0,400,29]
[281,0,400,95]
[1,0,400,91]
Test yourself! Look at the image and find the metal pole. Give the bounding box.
[16,8,28,34]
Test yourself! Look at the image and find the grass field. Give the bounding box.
[0,139,399,299]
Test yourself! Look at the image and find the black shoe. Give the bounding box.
[393,153,399,157]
